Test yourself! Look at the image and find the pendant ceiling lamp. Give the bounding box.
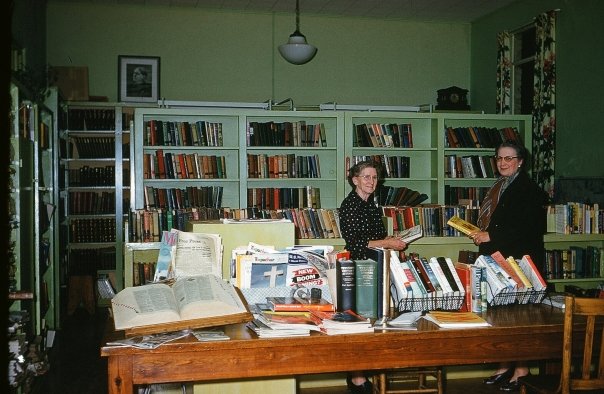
[278,0,317,65]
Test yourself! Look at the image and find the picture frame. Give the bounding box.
[118,55,160,103]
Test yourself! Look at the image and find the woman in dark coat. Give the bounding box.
[470,140,549,391]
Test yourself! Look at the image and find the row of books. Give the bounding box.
[444,126,522,148]
[247,153,321,179]
[445,154,498,179]
[143,119,224,147]
[474,252,547,306]
[68,191,118,215]
[67,166,126,186]
[353,123,413,148]
[382,205,479,237]
[389,251,466,312]
[127,207,226,242]
[283,208,341,240]
[69,218,116,243]
[247,186,321,210]
[63,108,117,131]
[376,185,428,207]
[71,137,122,159]
[131,261,157,287]
[68,247,116,274]
[351,155,411,178]
[444,185,489,206]
[544,246,603,280]
[247,120,327,147]
[145,150,227,180]
[143,185,224,211]
[550,202,603,234]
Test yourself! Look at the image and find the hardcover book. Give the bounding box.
[335,259,356,312]
[354,259,378,319]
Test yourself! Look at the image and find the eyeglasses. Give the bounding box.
[495,156,518,163]
[357,175,379,181]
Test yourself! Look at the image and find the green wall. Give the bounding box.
[471,0,604,178]
[46,2,470,108]
[39,1,604,178]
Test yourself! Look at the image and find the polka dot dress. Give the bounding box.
[339,190,386,260]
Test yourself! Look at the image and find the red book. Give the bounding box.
[454,262,473,312]
[266,297,335,312]
[178,154,188,179]
[155,149,166,179]
[411,257,436,293]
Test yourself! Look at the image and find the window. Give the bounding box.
[511,26,536,115]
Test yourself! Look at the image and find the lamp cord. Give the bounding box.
[295,0,300,32]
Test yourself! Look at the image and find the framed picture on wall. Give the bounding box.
[118,55,160,103]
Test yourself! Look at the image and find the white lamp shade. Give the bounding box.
[278,33,317,65]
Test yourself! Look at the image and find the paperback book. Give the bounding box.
[446,215,480,236]
[422,311,490,328]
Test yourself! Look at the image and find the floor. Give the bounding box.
[34,307,514,394]
[34,308,108,394]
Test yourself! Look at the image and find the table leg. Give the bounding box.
[107,355,134,394]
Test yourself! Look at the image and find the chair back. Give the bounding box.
[560,295,604,394]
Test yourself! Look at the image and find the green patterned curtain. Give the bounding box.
[496,31,512,115]
[532,10,557,197]
[496,11,557,197]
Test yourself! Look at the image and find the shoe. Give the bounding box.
[483,369,514,385]
[346,375,374,394]
[499,379,520,392]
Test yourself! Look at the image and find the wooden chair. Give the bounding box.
[518,295,604,394]
[372,367,443,394]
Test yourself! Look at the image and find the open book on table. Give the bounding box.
[111,274,252,336]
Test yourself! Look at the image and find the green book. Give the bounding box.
[354,259,378,320]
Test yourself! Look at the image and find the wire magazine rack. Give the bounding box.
[486,282,546,307]
[390,283,465,312]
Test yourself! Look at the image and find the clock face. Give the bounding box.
[450,93,460,104]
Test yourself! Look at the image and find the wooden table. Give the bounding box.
[101,304,568,394]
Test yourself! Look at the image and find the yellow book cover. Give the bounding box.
[422,311,490,328]
[447,215,480,236]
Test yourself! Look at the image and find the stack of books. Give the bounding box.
[248,311,321,338]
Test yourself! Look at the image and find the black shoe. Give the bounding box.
[483,369,514,385]
[499,379,520,392]
[346,375,374,394]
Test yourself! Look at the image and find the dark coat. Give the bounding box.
[479,171,549,272]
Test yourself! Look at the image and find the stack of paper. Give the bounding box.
[309,310,373,335]
[247,311,321,338]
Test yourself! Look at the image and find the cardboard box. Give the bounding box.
[49,66,89,101]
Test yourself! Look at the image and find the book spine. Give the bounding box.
[354,259,378,320]
[336,260,356,313]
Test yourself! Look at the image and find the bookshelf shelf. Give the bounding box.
[127,107,603,292]
[58,102,132,316]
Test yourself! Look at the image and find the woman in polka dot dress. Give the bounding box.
[338,160,407,393]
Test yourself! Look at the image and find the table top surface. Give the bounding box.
[101,303,566,356]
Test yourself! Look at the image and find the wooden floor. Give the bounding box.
[36,307,511,394]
